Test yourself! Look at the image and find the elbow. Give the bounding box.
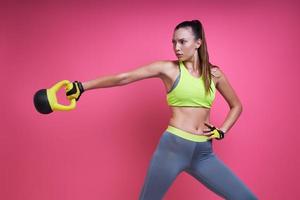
[230,102,243,113]
[117,73,130,86]
[235,102,243,114]
[238,103,243,113]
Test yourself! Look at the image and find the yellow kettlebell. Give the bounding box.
[33,80,76,114]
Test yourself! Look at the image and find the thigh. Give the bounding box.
[186,153,258,200]
[139,132,191,200]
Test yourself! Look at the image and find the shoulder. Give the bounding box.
[157,60,179,75]
[210,65,227,87]
[145,60,175,70]
[210,65,224,78]
[158,60,178,68]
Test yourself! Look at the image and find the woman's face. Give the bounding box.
[172,27,201,61]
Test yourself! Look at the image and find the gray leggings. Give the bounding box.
[139,131,258,200]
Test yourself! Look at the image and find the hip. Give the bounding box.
[165,124,211,143]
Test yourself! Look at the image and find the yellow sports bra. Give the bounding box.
[166,60,216,108]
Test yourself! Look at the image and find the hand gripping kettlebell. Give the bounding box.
[33,80,76,114]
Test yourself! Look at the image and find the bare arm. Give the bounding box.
[82,61,166,91]
[212,68,243,133]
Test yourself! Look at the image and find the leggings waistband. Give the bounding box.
[165,125,209,142]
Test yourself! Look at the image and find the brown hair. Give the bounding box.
[175,20,217,95]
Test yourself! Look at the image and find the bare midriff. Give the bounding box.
[168,106,211,135]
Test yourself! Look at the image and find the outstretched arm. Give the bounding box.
[66,61,166,101]
[82,60,165,91]
[212,67,243,133]
[81,73,126,91]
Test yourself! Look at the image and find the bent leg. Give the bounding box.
[186,153,258,200]
[139,132,191,200]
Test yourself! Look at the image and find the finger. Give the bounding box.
[204,122,210,127]
[203,128,211,133]
[204,122,214,129]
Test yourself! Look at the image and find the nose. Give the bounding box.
[174,43,181,51]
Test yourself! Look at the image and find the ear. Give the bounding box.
[196,39,201,49]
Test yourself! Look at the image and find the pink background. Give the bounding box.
[1,0,299,199]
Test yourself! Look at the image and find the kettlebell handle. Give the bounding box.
[47,80,76,111]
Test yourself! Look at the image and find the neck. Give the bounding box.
[182,52,201,72]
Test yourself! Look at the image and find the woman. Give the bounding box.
[66,20,258,200]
